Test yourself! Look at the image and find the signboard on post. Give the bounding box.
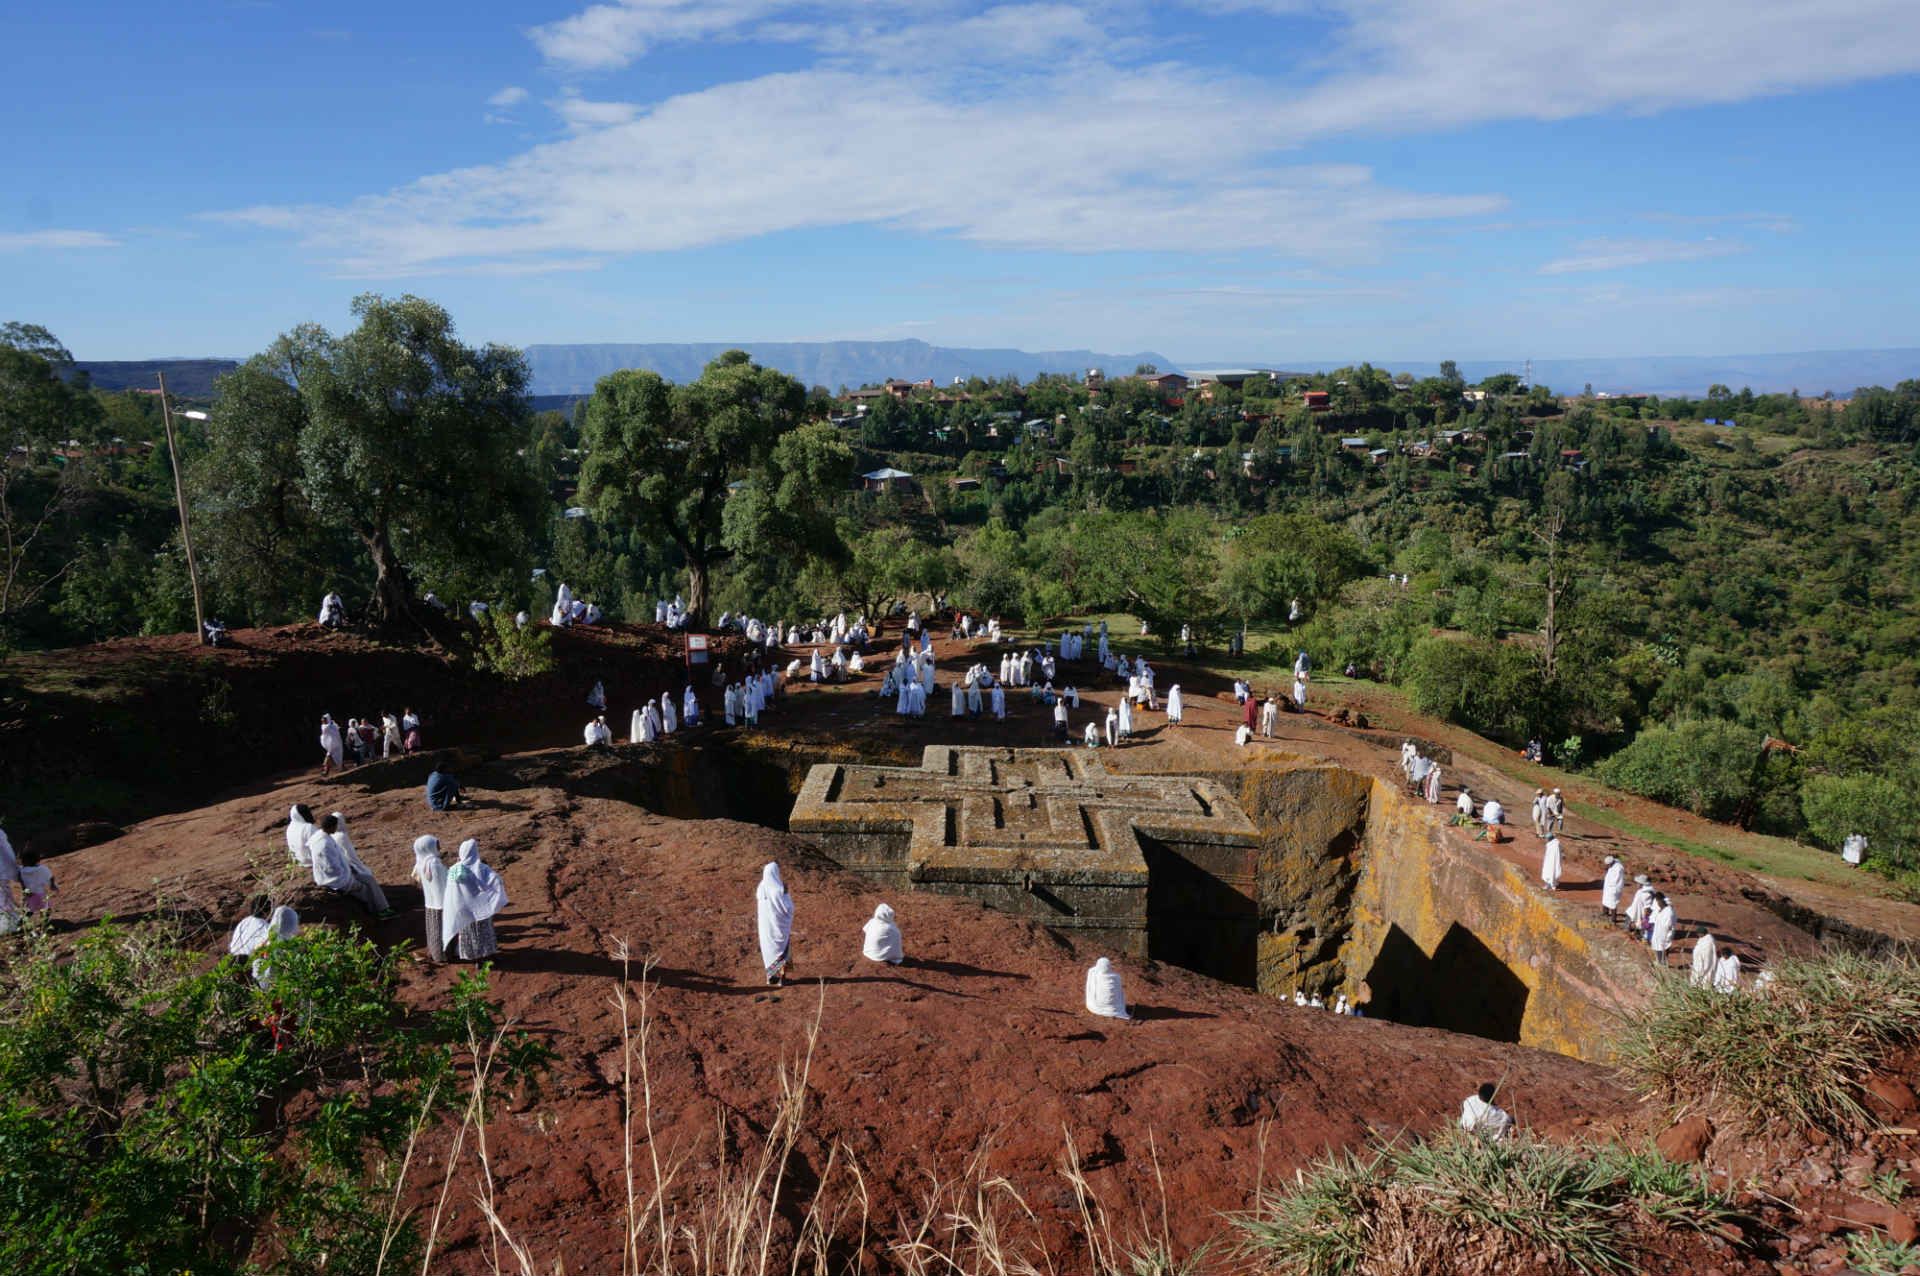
[685,633,711,668]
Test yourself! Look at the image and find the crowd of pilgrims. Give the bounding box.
[40,585,1775,1143]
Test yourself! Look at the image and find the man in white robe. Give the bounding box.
[585,715,614,746]
[1540,835,1562,890]
[1531,789,1550,838]
[308,813,391,914]
[1547,789,1566,834]
[1260,696,1279,738]
[1425,763,1443,804]
[1648,895,1677,964]
[1713,951,1741,994]
[862,904,903,965]
[660,692,677,735]
[756,862,794,985]
[1459,1084,1514,1140]
[1084,957,1131,1021]
[1104,707,1119,747]
[1625,876,1654,938]
[967,677,984,716]
[286,804,316,865]
[1166,684,1184,726]
[1117,696,1133,741]
[1689,932,1719,987]
[1600,855,1626,923]
[1842,833,1867,866]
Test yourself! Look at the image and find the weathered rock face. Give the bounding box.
[789,747,1257,962]
[784,748,1653,1061]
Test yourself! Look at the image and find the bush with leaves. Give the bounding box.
[469,607,556,681]
[1592,719,1763,822]
[0,917,546,1276]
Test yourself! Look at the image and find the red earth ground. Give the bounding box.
[13,615,1920,1272]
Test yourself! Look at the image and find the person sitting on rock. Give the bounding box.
[1459,1082,1514,1141]
[227,893,274,959]
[583,715,614,747]
[861,903,903,965]
[308,813,392,916]
[425,756,465,811]
[1084,957,1132,1022]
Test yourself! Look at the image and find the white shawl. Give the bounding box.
[229,915,272,956]
[862,903,903,964]
[1084,957,1130,1020]
[755,862,794,968]
[412,835,447,910]
[1690,933,1718,987]
[286,806,313,864]
[441,839,508,947]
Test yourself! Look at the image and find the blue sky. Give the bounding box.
[7,0,1920,365]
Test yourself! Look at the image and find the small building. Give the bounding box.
[1136,372,1190,394]
[860,467,915,493]
[1339,436,1370,452]
[947,476,981,492]
[1302,390,1331,411]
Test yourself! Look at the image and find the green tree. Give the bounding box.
[0,325,102,634]
[1800,774,1920,870]
[1594,719,1764,821]
[198,297,539,628]
[580,351,811,625]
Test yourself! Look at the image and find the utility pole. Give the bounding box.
[156,372,207,643]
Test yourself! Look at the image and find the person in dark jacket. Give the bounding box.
[425,755,464,811]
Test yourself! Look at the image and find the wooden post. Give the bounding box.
[156,372,207,643]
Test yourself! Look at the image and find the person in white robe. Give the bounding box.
[1600,855,1626,922]
[1648,895,1677,964]
[318,590,346,627]
[1084,957,1131,1021]
[683,686,700,727]
[319,715,345,775]
[907,679,927,718]
[1294,649,1311,679]
[1293,990,1307,1007]
[382,713,403,759]
[1689,932,1718,988]
[951,681,966,717]
[1842,833,1867,866]
[1425,763,1443,804]
[1713,951,1741,994]
[442,838,508,961]
[756,862,795,984]
[660,692,677,735]
[1456,788,1474,818]
[920,657,936,696]
[1540,835,1563,890]
[862,903,903,965]
[585,716,613,746]
[229,894,274,958]
[849,651,865,673]
[286,804,316,865]
[1235,723,1253,747]
[1117,696,1133,741]
[723,683,739,726]
[630,706,647,743]
[1084,721,1101,748]
[1053,697,1069,739]
[1104,707,1119,747]
[966,676,983,716]
[1260,696,1279,738]
[1166,684,1184,726]
[1481,797,1505,841]
[308,814,391,914]
[1459,1084,1514,1140]
[412,835,449,964]
[1531,789,1550,838]
[1292,673,1308,709]
[249,906,301,989]
[1625,875,1654,937]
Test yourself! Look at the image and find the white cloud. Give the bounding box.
[221,0,1920,276]
[488,85,531,108]
[1539,237,1746,275]
[0,229,119,251]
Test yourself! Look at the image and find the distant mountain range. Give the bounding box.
[67,344,1920,403]
[519,339,1173,395]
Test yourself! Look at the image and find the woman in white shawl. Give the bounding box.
[382,712,404,759]
[1648,895,1677,964]
[950,680,965,717]
[1084,957,1131,1021]
[682,685,699,728]
[286,804,316,865]
[631,705,650,743]
[990,682,1006,720]
[1689,932,1718,988]
[412,835,449,964]
[1166,684,1184,726]
[1713,951,1741,994]
[862,903,903,965]
[1540,835,1562,891]
[442,838,508,961]
[252,906,300,989]
[1117,695,1133,740]
[756,861,795,985]
[319,715,344,775]
[229,894,275,957]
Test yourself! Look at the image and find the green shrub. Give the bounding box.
[1232,1129,1742,1276]
[1801,773,1920,871]
[1593,719,1761,821]
[1616,948,1920,1134]
[470,606,556,680]
[1401,634,1544,740]
[0,917,544,1275]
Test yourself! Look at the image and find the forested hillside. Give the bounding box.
[4,309,1917,877]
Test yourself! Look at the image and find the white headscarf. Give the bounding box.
[442,838,509,948]
[330,812,368,873]
[411,835,447,910]
[308,825,352,890]
[756,862,794,969]
[1084,957,1129,1020]
[862,903,903,964]
[286,805,314,864]
[253,906,300,989]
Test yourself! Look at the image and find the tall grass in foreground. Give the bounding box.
[1230,1131,1743,1276]
[435,948,1199,1276]
[1616,948,1920,1133]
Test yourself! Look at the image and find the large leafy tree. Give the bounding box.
[0,324,102,634]
[198,295,539,627]
[579,350,827,625]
